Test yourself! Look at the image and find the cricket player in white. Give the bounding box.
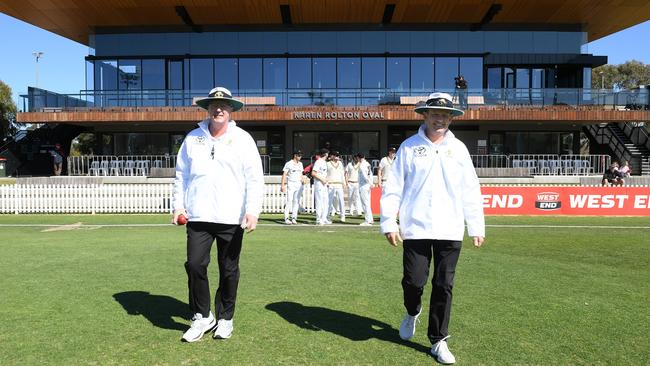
[357,153,374,226]
[345,155,362,216]
[310,149,330,225]
[281,150,304,225]
[377,147,396,188]
[172,87,264,343]
[381,92,485,364]
[326,151,347,223]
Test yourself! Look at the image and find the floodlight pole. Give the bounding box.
[32,51,44,88]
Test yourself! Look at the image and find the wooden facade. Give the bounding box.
[1,0,649,44]
[17,105,650,125]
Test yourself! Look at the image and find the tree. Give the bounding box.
[593,60,650,90]
[0,80,18,142]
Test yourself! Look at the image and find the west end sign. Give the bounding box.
[292,111,386,120]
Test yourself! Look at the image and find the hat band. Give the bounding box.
[426,98,453,108]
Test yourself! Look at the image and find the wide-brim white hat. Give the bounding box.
[195,87,244,111]
[414,92,464,116]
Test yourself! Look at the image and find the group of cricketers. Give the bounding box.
[281,148,377,226]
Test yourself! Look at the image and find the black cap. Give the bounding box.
[318,148,329,156]
[293,149,303,156]
[388,147,396,153]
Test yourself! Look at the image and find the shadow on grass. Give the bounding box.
[113,291,191,331]
[265,301,430,353]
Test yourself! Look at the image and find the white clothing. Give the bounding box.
[379,156,395,183]
[284,184,302,220]
[283,160,304,185]
[357,160,373,187]
[345,162,360,182]
[283,160,304,220]
[326,161,345,185]
[380,126,485,240]
[359,184,373,224]
[328,185,345,220]
[312,158,329,224]
[173,120,264,225]
[347,182,362,215]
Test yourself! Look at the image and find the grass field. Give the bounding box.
[0,214,649,365]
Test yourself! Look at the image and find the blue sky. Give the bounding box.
[1,12,649,110]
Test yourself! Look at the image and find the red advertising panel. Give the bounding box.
[372,187,650,216]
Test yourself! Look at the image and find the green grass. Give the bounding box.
[0,214,649,365]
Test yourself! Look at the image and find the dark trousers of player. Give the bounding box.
[185,221,244,320]
[402,239,462,344]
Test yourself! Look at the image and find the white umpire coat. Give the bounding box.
[380,125,485,241]
[172,120,264,225]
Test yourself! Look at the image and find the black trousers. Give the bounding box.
[402,239,462,344]
[185,221,244,320]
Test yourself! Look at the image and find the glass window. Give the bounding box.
[434,57,458,91]
[288,58,311,89]
[86,60,94,90]
[114,133,169,155]
[459,57,483,91]
[312,58,336,89]
[96,60,117,91]
[190,59,214,92]
[214,58,238,90]
[338,58,361,89]
[387,57,409,90]
[142,59,165,89]
[516,68,530,89]
[118,59,141,90]
[411,58,435,91]
[167,60,183,90]
[239,58,262,90]
[504,68,515,88]
[362,58,385,89]
[263,58,286,90]
[532,69,545,88]
[487,68,501,89]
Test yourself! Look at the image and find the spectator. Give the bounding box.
[51,143,65,176]
[619,160,632,178]
[602,163,624,186]
[455,75,468,109]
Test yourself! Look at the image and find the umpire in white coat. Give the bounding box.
[380,92,485,364]
[172,87,264,343]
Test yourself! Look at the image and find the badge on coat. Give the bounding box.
[414,146,427,157]
[195,136,206,145]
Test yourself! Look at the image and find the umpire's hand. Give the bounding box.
[385,232,403,247]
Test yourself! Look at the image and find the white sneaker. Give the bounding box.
[291,219,297,225]
[359,222,372,226]
[213,319,234,339]
[340,218,346,223]
[182,312,216,342]
[284,219,292,225]
[398,310,421,340]
[324,220,333,225]
[431,337,455,364]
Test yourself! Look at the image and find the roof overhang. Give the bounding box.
[1,0,649,46]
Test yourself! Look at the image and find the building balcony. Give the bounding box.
[20,87,650,112]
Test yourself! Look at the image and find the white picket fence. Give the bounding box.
[0,184,315,214]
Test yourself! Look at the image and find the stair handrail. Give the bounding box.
[620,122,650,152]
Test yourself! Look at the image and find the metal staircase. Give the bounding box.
[585,122,650,175]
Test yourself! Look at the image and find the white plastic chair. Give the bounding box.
[123,160,135,176]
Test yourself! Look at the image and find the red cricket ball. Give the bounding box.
[177,214,188,225]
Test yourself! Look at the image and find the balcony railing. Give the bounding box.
[68,154,610,177]
[21,88,650,112]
